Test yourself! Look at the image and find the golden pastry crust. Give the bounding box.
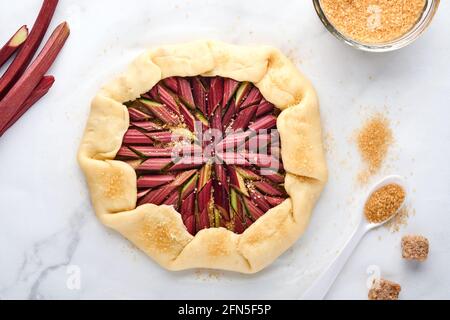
[78,40,328,273]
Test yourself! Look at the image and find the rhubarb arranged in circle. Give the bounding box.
[115,76,287,235]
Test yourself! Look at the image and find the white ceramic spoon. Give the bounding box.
[302,175,407,300]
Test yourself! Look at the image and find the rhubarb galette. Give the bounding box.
[78,41,327,273]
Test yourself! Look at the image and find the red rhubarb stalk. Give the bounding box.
[249,189,271,212]
[184,215,196,235]
[157,84,180,115]
[198,180,213,213]
[213,181,230,221]
[139,99,179,126]
[128,108,152,121]
[266,196,285,207]
[256,100,275,117]
[243,197,265,221]
[169,156,205,171]
[0,0,59,98]
[235,82,251,108]
[222,99,236,129]
[0,25,29,68]
[254,181,285,197]
[231,104,258,131]
[162,191,180,209]
[0,75,54,136]
[0,22,70,133]
[181,192,196,220]
[131,121,162,132]
[179,103,196,131]
[123,129,153,145]
[240,87,263,109]
[235,167,261,181]
[248,114,277,132]
[137,158,172,172]
[222,78,239,108]
[208,77,223,116]
[192,77,207,115]
[180,172,198,199]
[116,146,139,159]
[137,175,175,188]
[178,77,195,109]
[163,77,178,93]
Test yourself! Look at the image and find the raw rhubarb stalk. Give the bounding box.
[0,75,54,136]
[245,152,279,168]
[116,146,139,159]
[216,131,252,152]
[222,78,239,108]
[217,152,250,166]
[128,108,152,121]
[231,104,258,131]
[214,164,229,193]
[210,106,223,132]
[233,214,245,234]
[254,181,285,197]
[179,103,196,131]
[240,87,263,109]
[139,99,179,125]
[222,99,236,129]
[181,192,196,220]
[246,133,271,152]
[198,180,213,214]
[131,121,162,132]
[0,25,29,68]
[192,77,207,115]
[266,196,285,207]
[128,145,173,158]
[235,82,251,108]
[178,77,195,108]
[235,167,261,181]
[256,100,275,117]
[139,184,175,205]
[137,158,172,172]
[248,114,277,132]
[213,181,230,221]
[0,0,59,98]
[194,111,209,128]
[260,170,285,184]
[137,175,175,188]
[123,129,153,145]
[147,131,178,143]
[228,166,249,196]
[169,156,205,171]
[167,169,197,187]
[157,84,180,115]
[243,197,264,221]
[249,189,271,212]
[163,77,178,93]
[139,170,197,205]
[142,86,160,102]
[180,172,198,199]
[198,207,210,231]
[0,22,70,132]
[184,215,196,235]
[137,189,151,200]
[197,163,212,191]
[208,77,223,115]
[163,191,180,209]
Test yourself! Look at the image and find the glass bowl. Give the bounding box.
[312,0,440,52]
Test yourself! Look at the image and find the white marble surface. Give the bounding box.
[0,0,449,300]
